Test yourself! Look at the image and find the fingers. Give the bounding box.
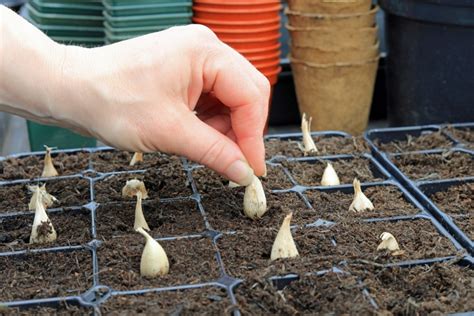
[201,43,270,176]
[174,111,254,186]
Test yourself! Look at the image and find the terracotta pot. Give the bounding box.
[291,42,380,64]
[237,42,281,54]
[193,5,281,21]
[246,51,280,63]
[287,24,378,50]
[213,25,280,39]
[262,66,282,85]
[287,0,372,14]
[241,48,281,59]
[194,0,279,4]
[254,60,281,73]
[193,2,280,11]
[193,16,280,29]
[285,6,378,28]
[224,33,280,50]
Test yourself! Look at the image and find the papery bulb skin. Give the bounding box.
[136,227,169,278]
[30,192,57,244]
[377,232,400,252]
[41,146,58,177]
[349,178,374,212]
[130,152,144,166]
[301,113,318,155]
[243,175,267,219]
[321,163,340,186]
[271,213,299,261]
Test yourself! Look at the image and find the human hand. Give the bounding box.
[60,25,270,185]
[1,12,271,185]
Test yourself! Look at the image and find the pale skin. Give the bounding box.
[0,6,269,186]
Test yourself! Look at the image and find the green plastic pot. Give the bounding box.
[104,22,172,36]
[104,10,191,28]
[29,20,104,37]
[51,35,104,47]
[104,0,191,6]
[103,1,192,17]
[29,0,102,16]
[27,121,96,152]
[27,4,103,26]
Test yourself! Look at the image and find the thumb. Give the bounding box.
[174,111,255,186]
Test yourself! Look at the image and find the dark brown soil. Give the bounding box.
[192,164,293,194]
[96,200,206,239]
[393,151,474,181]
[236,272,374,315]
[90,151,182,173]
[217,219,457,279]
[94,166,191,203]
[100,287,232,315]
[0,152,89,181]
[0,302,92,316]
[283,157,385,186]
[374,131,453,153]
[0,250,92,301]
[428,183,473,215]
[265,135,369,159]
[201,188,313,232]
[361,263,474,315]
[0,178,90,213]
[97,235,220,291]
[305,185,420,221]
[0,209,91,252]
[453,215,473,240]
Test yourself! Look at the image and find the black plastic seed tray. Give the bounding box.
[365,123,474,256]
[0,132,472,315]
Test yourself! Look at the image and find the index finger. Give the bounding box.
[201,43,270,176]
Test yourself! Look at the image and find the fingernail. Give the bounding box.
[262,164,268,178]
[226,160,254,186]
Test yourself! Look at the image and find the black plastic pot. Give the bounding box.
[380,0,474,126]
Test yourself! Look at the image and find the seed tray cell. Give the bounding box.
[0,207,92,253]
[96,235,220,291]
[443,123,474,150]
[418,179,474,255]
[282,154,391,187]
[264,131,370,160]
[0,298,94,315]
[0,248,93,302]
[99,285,232,314]
[93,169,192,202]
[192,163,294,194]
[0,177,91,213]
[0,133,471,313]
[95,199,206,239]
[304,182,423,221]
[236,270,375,315]
[0,150,90,181]
[201,189,309,232]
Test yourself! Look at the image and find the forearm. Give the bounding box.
[0,6,68,124]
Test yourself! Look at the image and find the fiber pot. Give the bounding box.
[287,0,372,14]
[291,42,379,64]
[380,0,474,125]
[290,56,379,135]
[287,24,377,50]
[285,6,377,28]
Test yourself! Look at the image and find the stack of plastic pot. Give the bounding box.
[26,0,104,48]
[286,0,379,135]
[103,0,192,44]
[193,0,282,86]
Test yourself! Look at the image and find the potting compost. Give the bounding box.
[0,123,473,315]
